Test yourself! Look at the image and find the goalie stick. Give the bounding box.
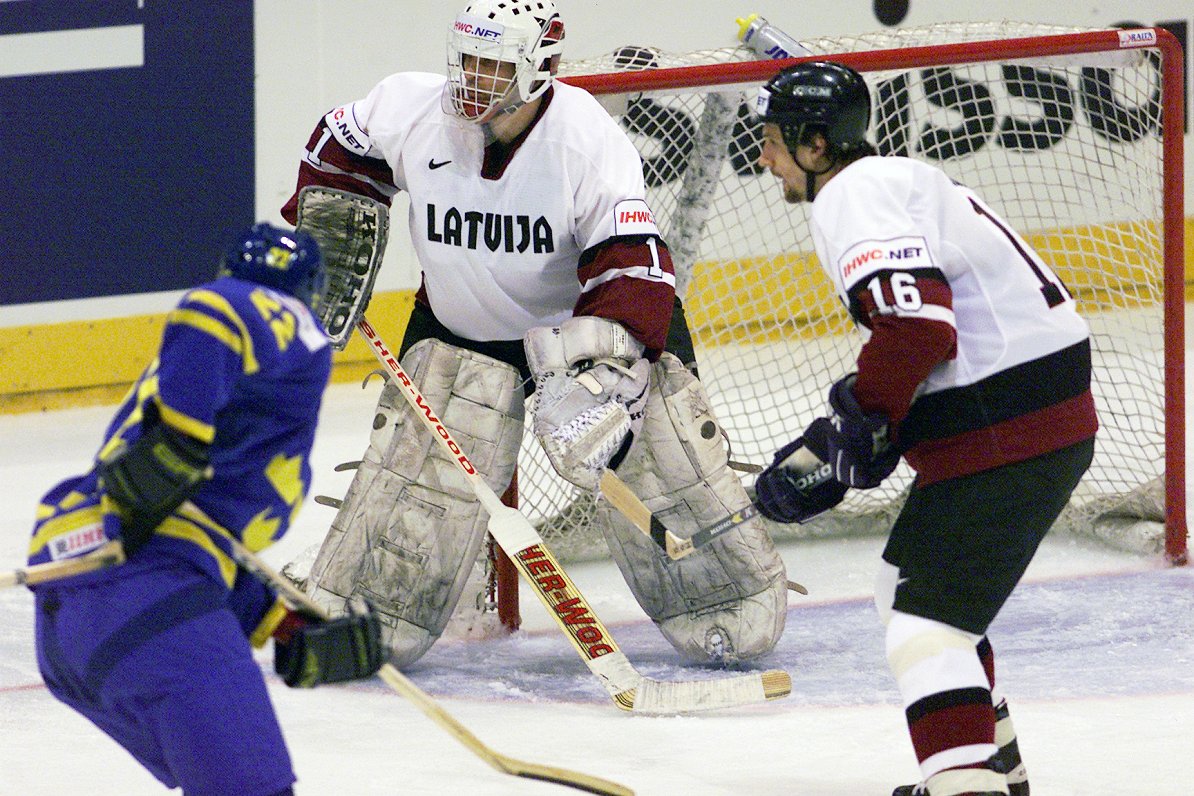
[1,541,126,589]
[356,317,792,713]
[228,538,632,796]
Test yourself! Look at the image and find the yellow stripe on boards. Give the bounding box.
[2,218,1192,415]
[0,290,416,414]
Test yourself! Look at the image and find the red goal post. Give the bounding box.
[494,20,1186,633]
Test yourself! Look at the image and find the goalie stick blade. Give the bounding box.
[495,514,796,714]
[630,669,792,714]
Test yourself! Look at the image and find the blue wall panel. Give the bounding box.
[0,2,254,305]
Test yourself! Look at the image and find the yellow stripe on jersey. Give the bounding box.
[97,365,163,461]
[157,512,239,587]
[266,452,307,529]
[35,489,93,521]
[167,307,245,358]
[155,398,216,444]
[240,508,282,555]
[240,453,309,551]
[175,289,260,374]
[27,504,105,557]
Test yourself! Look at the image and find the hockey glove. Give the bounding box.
[526,318,650,490]
[755,437,849,523]
[273,603,386,688]
[803,375,901,489]
[97,418,211,554]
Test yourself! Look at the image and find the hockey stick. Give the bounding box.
[601,448,829,559]
[227,538,632,796]
[1,541,126,589]
[599,452,826,595]
[356,317,791,713]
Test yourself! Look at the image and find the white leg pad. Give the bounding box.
[305,339,523,667]
[598,353,787,663]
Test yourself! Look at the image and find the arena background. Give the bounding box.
[0,0,1189,411]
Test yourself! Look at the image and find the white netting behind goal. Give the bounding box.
[515,21,1179,562]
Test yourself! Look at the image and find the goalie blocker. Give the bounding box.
[295,186,390,349]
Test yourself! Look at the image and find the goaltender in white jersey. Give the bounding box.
[282,0,788,670]
[311,71,672,342]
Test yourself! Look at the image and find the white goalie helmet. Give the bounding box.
[444,0,565,122]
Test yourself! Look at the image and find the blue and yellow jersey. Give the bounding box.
[28,276,332,599]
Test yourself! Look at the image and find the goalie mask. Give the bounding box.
[444,0,565,122]
[755,61,872,157]
[218,223,327,310]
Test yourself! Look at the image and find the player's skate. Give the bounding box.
[892,785,1024,796]
[892,758,1027,796]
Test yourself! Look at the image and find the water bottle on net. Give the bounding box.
[735,13,813,59]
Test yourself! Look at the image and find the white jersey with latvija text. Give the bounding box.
[321,72,670,342]
[809,155,1090,399]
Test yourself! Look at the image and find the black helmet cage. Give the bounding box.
[756,61,872,157]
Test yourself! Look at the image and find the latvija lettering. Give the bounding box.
[426,204,554,253]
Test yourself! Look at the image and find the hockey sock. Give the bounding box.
[977,637,1029,795]
[991,699,1029,795]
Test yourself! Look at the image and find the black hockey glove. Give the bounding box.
[97,419,211,554]
[755,436,849,523]
[273,603,386,688]
[803,375,901,489]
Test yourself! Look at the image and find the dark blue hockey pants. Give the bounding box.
[35,560,296,796]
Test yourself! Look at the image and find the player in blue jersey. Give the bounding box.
[27,223,385,796]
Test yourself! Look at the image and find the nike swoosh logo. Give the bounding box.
[428,159,452,170]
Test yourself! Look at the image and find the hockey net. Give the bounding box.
[506,21,1186,579]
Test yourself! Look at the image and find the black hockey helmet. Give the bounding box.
[218,223,327,310]
[755,61,872,156]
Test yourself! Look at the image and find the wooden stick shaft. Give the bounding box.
[230,539,633,796]
[1,541,126,589]
[598,472,809,596]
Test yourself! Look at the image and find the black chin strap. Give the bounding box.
[800,155,837,202]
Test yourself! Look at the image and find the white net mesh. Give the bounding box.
[517,21,1175,562]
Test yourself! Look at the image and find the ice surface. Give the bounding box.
[1,386,1191,795]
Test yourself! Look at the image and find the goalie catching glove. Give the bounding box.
[295,186,390,349]
[525,316,650,490]
[272,601,386,688]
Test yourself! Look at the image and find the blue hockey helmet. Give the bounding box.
[755,61,872,156]
[218,223,326,309]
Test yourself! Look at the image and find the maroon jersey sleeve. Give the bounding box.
[280,118,398,224]
[847,268,957,426]
[573,235,676,360]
